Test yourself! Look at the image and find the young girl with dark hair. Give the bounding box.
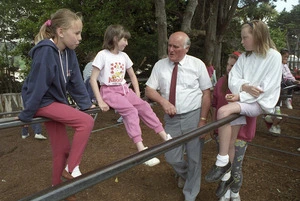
[90,25,171,167]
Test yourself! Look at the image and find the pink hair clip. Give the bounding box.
[44,19,52,27]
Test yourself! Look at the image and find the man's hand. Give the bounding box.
[161,99,177,116]
[198,120,207,139]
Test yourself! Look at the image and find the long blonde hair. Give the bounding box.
[34,8,82,44]
[242,20,276,57]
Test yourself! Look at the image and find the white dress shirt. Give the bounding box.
[146,55,212,114]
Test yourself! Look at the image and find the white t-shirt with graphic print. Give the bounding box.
[92,49,133,86]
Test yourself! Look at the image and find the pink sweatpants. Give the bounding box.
[35,102,94,185]
[100,84,164,143]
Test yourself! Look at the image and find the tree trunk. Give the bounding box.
[0,93,23,114]
[181,0,198,33]
[155,0,168,59]
[213,41,222,77]
[204,0,239,78]
[204,0,219,67]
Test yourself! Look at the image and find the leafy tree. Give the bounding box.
[0,0,296,94]
[0,0,33,93]
[269,4,300,53]
[219,0,287,76]
[15,0,158,72]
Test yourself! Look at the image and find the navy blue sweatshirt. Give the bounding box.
[18,39,92,122]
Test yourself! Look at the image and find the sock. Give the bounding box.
[216,154,229,166]
[231,191,240,198]
[221,172,231,181]
[71,165,82,177]
[65,165,82,177]
[65,165,69,172]
[224,189,231,198]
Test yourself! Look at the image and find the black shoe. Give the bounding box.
[205,162,232,182]
[216,176,234,198]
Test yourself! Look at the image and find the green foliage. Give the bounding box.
[1,0,298,94]
[269,27,287,50]
[269,4,300,51]
[220,0,288,75]
[12,0,159,72]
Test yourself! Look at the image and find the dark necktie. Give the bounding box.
[169,62,178,117]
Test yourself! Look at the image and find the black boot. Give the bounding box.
[216,176,234,198]
[205,162,232,182]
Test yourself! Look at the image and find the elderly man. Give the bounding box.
[145,31,212,201]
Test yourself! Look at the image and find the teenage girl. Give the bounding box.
[90,24,171,167]
[18,9,95,192]
[205,20,282,188]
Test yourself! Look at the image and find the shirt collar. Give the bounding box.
[168,55,187,66]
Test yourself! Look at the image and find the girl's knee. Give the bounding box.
[86,115,95,128]
[80,114,95,132]
[217,107,230,119]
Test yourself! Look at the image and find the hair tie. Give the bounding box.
[247,21,253,28]
[44,19,52,27]
[233,51,241,57]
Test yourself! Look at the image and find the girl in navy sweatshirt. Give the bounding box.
[18,9,94,192]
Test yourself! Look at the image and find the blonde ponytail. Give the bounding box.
[34,9,82,44]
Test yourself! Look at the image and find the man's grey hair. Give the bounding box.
[184,37,191,48]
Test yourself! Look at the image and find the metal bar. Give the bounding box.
[248,142,300,157]
[246,156,300,172]
[18,114,240,201]
[281,84,298,90]
[280,95,293,98]
[266,113,300,120]
[0,107,102,130]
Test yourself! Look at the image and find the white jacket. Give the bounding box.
[229,48,282,114]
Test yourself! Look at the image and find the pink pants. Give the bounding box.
[35,102,94,185]
[100,84,164,143]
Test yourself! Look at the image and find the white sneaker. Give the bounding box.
[117,116,123,123]
[276,125,281,133]
[65,165,82,177]
[285,98,293,109]
[166,134,172,141]
[231,195,241,201]
[264,115,273,123]
[22,133,30,139]
[144,157,160,167]
[34,133,47,140]
[297,147,300,152]
[269,125,281,135]
[142,147,160,166]
[218,195,230,201]
[274,106,282,120]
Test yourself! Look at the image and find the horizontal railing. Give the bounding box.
[0,108,239,201]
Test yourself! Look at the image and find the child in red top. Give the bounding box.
[212,52,256,200]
